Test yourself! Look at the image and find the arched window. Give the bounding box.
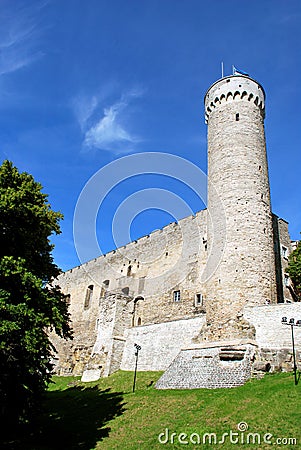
[84,285,93,309]
[137,317,142,326]
[100,280,110,298]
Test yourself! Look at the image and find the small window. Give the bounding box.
[173,290,181,302]
[281,246,288,259]
[84,285,93,309]
[65,294,71,305]
[236,113,239,121]
[122,287,129,295]
[137,317,142,326]
[127,265,132,276]
[284,274,289,287]
[195,293,203,307]
[100,280,110,299]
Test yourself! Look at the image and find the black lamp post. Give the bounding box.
[133,343,141,393]
[281,317,301,385]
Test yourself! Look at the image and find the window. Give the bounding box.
[100,280,110,299]
[84,285,93,309]
[173,290,181,302]
[284,274,290,287]
[236,113,239,121]
[137,317,142,326]
[122,287,129,295]
[195,293,203,307]
[127,265,132,276]
[281,246,288,259]
[65,294,71,305]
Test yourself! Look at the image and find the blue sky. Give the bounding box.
[0,0,300,271]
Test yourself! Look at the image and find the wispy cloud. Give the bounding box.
[72,94,99,131]
[0,2,45,76]
[73,88,143,154]
[83,98,139,152]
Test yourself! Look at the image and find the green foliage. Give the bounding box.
[0,160,72,427]
[287,240,301,300]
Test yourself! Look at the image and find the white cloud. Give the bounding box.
[72,95,99,131]
[83,101,137,151]
[78,89,143,154]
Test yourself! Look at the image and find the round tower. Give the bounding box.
[204,74,276,341]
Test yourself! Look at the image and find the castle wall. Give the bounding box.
[52,210,208,375]
[155,303,301,390]
[120,316,206,371]
[244,303,301,349]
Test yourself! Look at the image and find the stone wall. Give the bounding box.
[244,303,301,349]
[51,210,298,377]
[52,211,207,375]
[120,316,206,372]
[244,303,301,372]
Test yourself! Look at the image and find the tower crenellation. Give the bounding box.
[204,75,265,124]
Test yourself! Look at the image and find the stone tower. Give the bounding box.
[203,74,276,341]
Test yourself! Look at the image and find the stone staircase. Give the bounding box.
[156,340,257,389]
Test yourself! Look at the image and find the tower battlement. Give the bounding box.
[204,75,265,123]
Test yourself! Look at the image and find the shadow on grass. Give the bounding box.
[2,385,126,450]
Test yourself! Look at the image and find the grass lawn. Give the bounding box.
[2,371,300,449]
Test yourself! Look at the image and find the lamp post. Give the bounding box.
[281,317,301,385]
[133,343,141,393]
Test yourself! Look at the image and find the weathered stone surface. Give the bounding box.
[204,75,277,341]
[252,361,271,372]
[81,369,102,382]
[120,317,206,371]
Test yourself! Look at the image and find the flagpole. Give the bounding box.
[221,62,224,78]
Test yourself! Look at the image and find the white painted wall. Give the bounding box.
[120,317,206,371]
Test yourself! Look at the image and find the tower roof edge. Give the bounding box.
[204,74,266,104]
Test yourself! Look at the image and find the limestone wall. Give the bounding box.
[244,303,301,349]
[120,317,206,371]
[56,209,207,324]
[52,211,208,375]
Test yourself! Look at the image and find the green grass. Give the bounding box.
[2,371,301,449]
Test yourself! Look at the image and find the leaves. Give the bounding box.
[0,160,72,427]
[287,240,301,300]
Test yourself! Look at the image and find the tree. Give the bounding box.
[0,160,72,427]
[287,240,301,301]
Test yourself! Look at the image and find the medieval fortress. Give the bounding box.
[51,74,301,388]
